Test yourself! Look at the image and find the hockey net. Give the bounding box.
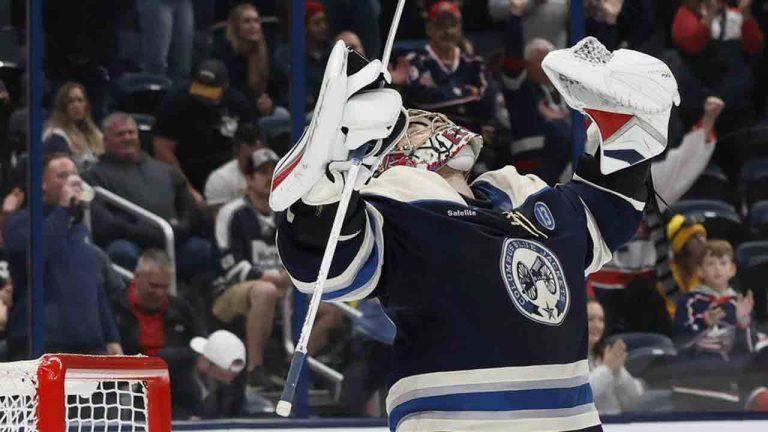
[0,354,170,432]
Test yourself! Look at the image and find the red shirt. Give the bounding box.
[128,281,168,356]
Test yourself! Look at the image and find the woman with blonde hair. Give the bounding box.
[43,82,104,170]
[213,3,287,120]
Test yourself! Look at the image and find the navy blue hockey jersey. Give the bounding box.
[278,164,644,431]
[215,197,280,289]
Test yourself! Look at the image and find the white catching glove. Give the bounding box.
[270,41,407,211]
[542,37,680,174]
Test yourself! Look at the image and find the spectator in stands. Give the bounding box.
[0,188,24,248]
[671,0,764,132]
[662,214,709,316]
[213,148,288,387]
[587,299,645,415]
[4,154,122,358]
[112,249,205,418]
[181,330,247,419]
[674,240,756,350]
[672,240,768,410]
[399,1,494,131]
[498,3,570,184]
[324,0,382,59]
[212,3,290,122]
[136,0,194,79]
[273,1,332,112]
[43,82,104,171]
[153,60,254,200]
[84,113,211,282]
[588,97,725,336]
[584,0,654,52]
[204,122,262,212]
[213,148,341,396]
[112,249,202,356]
[488,0,568,49]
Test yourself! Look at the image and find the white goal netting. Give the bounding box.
[0,355,166,432]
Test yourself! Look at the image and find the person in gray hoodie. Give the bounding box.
[587,298,645,415]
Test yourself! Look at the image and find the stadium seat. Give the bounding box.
[733,119,768,166]
[741,158,768,210]
[259,115,292,156]
[735,241,768,321]
[749,201,768,240]
[680,164,733,205]
[130,113,156,156]
[109,72,173,115]
[605,332,677,378]
[666,199,746,246]
[0,28,21,66]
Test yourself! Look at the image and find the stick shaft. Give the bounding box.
[278,0,406,417]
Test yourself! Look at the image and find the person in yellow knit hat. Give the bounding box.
[658,214,708,316]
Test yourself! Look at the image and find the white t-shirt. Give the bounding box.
[204,159,246,205]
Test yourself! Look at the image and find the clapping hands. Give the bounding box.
[603,339,627,372]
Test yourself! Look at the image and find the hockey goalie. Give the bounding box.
[271,37,679,431]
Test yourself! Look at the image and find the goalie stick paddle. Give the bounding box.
[276,0,407,418]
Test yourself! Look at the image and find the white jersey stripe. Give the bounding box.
[386,360,590,412]
[396,407,600,432]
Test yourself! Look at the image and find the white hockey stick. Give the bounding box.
[276,0,407,417]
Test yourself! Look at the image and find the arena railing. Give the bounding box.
[88,186,177,296]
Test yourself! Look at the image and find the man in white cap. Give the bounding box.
[181,330,247,419]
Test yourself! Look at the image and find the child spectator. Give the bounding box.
[672,240,768,410]
[587,299,645,415]
[43,82,104,171]
[675,240,757,357]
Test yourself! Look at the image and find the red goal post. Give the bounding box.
[0,354,171,431]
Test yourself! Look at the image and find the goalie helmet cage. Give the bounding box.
[0,354,171,432]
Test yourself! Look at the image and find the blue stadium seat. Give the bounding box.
[605,332,677,378]
[680,164,733,204]
[109,72,173,115]
[667,199,746,246]
[733,120,768,165]
[741,158,768,209]
[735,241,768,321]
[749,201,768,240]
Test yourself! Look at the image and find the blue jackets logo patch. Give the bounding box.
[500,238,570,326]
[534,202,555,231]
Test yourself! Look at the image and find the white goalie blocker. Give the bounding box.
[270,40,406,211]
[542,37,680,174]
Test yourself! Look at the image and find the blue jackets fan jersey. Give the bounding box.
[278,161,645,431]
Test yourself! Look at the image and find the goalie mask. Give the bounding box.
[377,109,483,175]
[542,37,680,174]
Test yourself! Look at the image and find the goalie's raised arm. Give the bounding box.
[270,41,408,212]
[271,40,407,302]
[541,37,680,270]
